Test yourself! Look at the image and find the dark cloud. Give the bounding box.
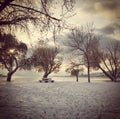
[79,0,120,20]
[98,0,120,10]
[98,23,120,35]
[99,26,115,35]
[99,35,120,48]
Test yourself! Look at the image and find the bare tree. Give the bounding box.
[0,32,27,82]
[93,40,120,82]
[0,0,74,33]
[66,24,98,83]
[30,45,62,79]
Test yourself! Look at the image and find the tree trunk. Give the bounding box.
[88,62,90,83]
[76,75,78,82]
[113,73,118,82]
[110,75,117,82]
[43,73,49,78]
[99,66,117,82]
[7,72,12,82]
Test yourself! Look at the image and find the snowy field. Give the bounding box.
[0,76,120,119]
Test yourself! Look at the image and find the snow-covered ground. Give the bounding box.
[0,76,120,119]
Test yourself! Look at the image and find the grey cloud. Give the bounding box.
[98,23,120,35]
[97,34,120,49]
[79,0,120,19]
[98,0,120,10]
[100,26,115,35]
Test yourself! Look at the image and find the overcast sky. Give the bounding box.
[2,0,119,75]
[70,0,119,40]
[15,0,120,46]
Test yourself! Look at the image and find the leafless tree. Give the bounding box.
[93,40,120,82]
[66,24,98,83]
[0,0,74,33]
[30,45,62,78]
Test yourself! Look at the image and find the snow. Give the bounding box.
[0,76,120,119]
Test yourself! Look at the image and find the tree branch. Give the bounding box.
[0,0,14,12]
[12,56,19,74]
[0,16,37,26]
[8,2,61,21]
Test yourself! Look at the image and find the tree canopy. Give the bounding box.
[31,46,62,78]
[66,61,84,82]
[0,32,28,81]
[0,0,74,33]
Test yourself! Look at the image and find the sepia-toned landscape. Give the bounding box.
[0,0,120,119]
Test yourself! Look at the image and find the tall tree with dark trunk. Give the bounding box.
[66,24,98,83]
[0,33,27,82]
